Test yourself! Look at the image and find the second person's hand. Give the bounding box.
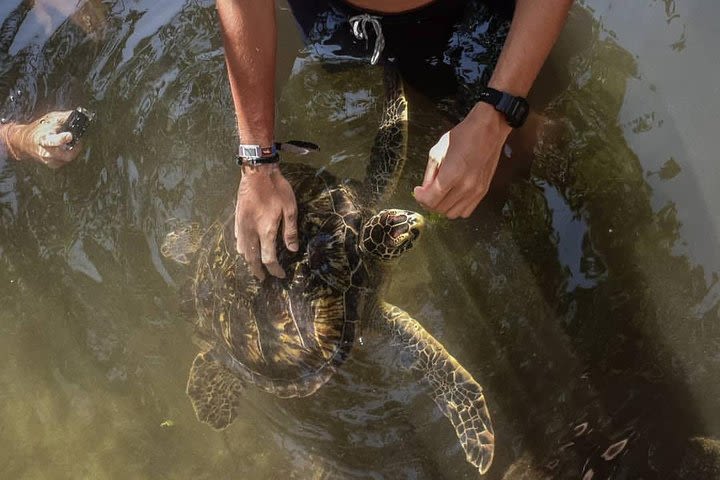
[413,102,512,218]
[4,110,81,168]
[235,164,299,281]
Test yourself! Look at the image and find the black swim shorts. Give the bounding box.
[286,0,513,104]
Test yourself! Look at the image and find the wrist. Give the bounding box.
[1,123,25,161]
[240,162,280,180]
[236,143,279,167]
[474,85,530,129]
[466,102,512,138]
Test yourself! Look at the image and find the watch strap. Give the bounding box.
[236,142,279,166]
[236,151,280,166]
[238,143,277,159]
[235,140,321,166]
[477,87,503,107]
[477,87,529,128]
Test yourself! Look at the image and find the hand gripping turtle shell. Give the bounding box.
[162,67,495,474]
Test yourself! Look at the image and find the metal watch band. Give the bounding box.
[238,143,276,159]
[236,151,280,166]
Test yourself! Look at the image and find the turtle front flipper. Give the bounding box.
[363,66,408,206]
[378,302,495,475]
[186,351,244,430]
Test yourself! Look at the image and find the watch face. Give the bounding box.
[516,103,528,118]
[510,99,529,127]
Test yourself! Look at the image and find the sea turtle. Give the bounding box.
[161,67,495,474]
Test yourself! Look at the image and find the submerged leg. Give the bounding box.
[378,302,495,475]
[186,352,244,430]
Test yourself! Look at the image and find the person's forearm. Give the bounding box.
[488,0,573,97]
[0,123,21,160]
[216,0,276,146]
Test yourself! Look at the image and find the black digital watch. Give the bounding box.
[477,87,529,128]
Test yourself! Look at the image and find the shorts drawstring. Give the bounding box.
[348,14,385,65]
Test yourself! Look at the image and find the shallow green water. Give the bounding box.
[1,1,719,479]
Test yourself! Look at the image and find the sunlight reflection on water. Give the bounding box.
[0,0,718,479]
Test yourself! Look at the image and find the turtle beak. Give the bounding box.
[408,212,425,238]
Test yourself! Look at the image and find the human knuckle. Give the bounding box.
[262,225,278,238]
[236,210,251,224]
[262,255,278,267]
[236,226,252,242]
[423,198,438,210]
[460,177,475,190]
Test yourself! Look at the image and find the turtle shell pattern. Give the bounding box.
[191,164,375,398]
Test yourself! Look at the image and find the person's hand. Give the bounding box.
[414,102,512,218]
[3,111,81,168]
[235,164,299,281]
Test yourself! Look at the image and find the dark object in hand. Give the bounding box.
[61,107,94,149]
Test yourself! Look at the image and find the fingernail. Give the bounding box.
[289,242,299,252]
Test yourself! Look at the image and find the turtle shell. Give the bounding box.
[192,163,372,398]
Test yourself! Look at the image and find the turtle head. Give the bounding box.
[361,209,425,261]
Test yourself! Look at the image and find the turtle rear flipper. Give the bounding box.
[161,221,203,264]
[186,352,244,430]
[378,302,495,475]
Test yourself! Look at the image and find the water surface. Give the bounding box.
[1,0,719,478]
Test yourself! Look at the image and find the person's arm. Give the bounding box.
[414,0,573,218]
[216,0,299,280]
[0,111,80,168]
